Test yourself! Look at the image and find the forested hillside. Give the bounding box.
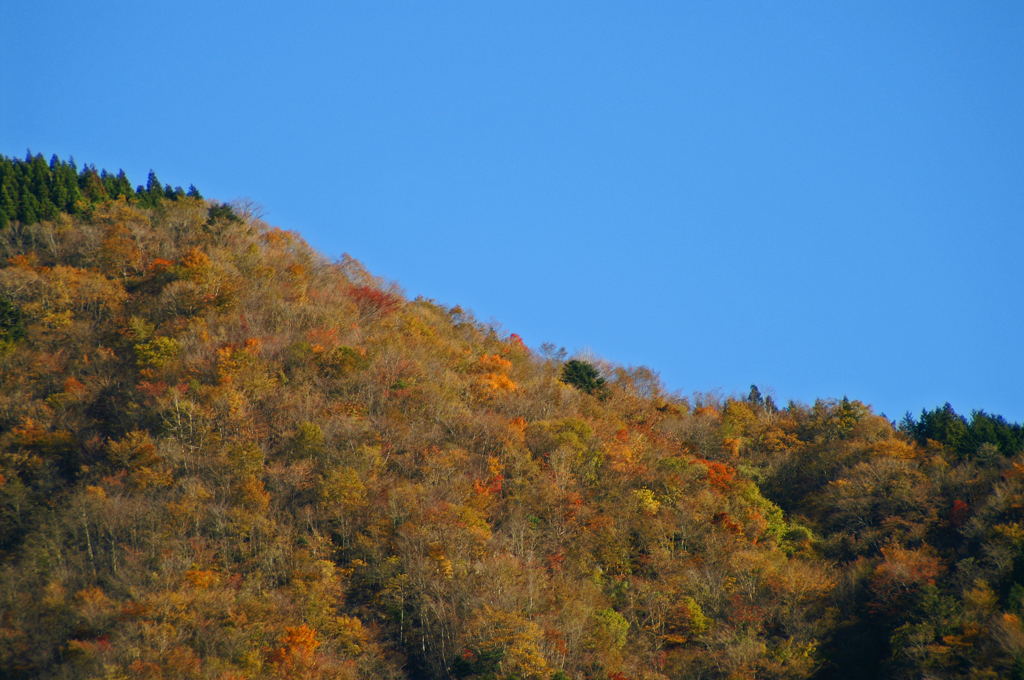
[1,155,1022,680]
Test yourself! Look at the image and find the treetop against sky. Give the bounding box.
[1,1,1020,421]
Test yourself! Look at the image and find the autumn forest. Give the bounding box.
[1,153,1023,680]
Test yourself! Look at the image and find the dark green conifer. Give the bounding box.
[560,359,607,396]
[0,298,25,343]
[0,184,16,224]
[105,170,133,200]
[80,166,108,202]
[18,184,39,224]
[142,170,164,207]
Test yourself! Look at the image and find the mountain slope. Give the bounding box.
[0,159,1022,680]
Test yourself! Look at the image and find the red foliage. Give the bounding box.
[348,285,401,316]
[729,595,766,626]
[306,326,339,348]
[545,627,568,654]
[712,512,742,534]
[119,602,149,620]
[128,660,163,679]
[137,381,169,401]
[950,499,970,528]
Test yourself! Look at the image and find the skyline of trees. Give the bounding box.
[0,155,1021,679]
[0,152,201,230]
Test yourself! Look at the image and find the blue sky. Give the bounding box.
[2,2,1022,422]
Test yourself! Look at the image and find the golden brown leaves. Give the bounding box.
[475,353,519,394]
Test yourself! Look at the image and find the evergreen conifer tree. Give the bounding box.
[560,359,607,396]
[143,170,164,207]
[0,184,16,226]
[79,166,107,202]
[18,184,39,224]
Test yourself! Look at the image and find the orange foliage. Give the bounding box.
[179,247,211,270]
[478,353,512,372]
[693,459,736,491]
[267,624,321,666]
[7,253,39,269]
[476,353,518,393]
[870,545,943,613]
[149,258,174,273]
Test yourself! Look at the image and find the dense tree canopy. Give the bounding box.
[0,152,202,230]
[0,155,1021,680]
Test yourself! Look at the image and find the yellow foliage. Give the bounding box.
[428,542,454,579]
[236,476,271,513]
[872,438,919,459]
[185,569,219,589]
[964,579,998,615]
[134,336,181,370]
[333,615,369,656]
[681,596,710,634]
[129,466,174,490]
[632,487,661,515]
[992,523,1024,544]
[85,485,107,500]
[722,400,758,437]
[320,467,367,512]
[465,606,549,678]
[41,310,73,328]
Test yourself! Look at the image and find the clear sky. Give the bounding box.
[2,2,1022,422]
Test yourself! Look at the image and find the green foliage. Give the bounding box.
[0,152,202,228]
[739,482,788,545]
[206,202,240,224]
[592,607,630,649]
[292,421,326,460]
[560,358,606,395]
[133,336,181,369]
[903,402,970,454]
[321,345,369,377]
[0,297,26,348]
[902,402,1023,459]
[681,596,710,634]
